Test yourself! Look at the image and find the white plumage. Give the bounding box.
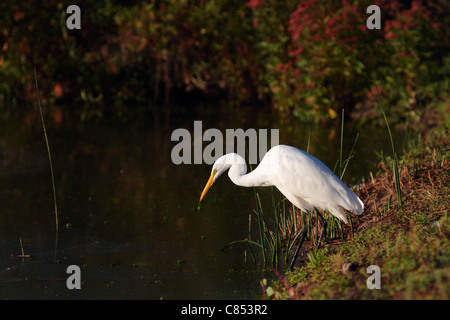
[200,145,364,223]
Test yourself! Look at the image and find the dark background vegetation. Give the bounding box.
[0,0,448,123]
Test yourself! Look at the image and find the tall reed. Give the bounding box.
[34,67,59,233]
[374,83,403,206]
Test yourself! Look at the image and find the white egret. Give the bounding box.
[199,144,364,269]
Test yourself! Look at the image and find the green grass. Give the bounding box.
[266,214,449,300]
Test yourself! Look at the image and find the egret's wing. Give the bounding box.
[270,146,363,221]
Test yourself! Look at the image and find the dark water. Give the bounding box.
[0,104,407,299]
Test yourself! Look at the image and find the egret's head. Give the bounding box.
[199,156,235,202]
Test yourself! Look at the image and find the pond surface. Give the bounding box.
[0,104,407,299]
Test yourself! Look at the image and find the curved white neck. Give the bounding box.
[220,153,270,188]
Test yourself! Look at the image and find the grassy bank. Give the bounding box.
[262,101,449,300]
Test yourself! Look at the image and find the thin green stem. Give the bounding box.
[374,82,403,206]
[34,67,59,233]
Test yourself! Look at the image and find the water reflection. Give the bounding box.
[0,104,406,299]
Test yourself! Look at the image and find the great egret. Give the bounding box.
[199,145,364,269]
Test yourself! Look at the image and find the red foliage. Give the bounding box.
[385,32,395,40]
[246,0,264,9]
[271,0,444,117]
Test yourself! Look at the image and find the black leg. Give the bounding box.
[289,211,307,270]
[315,208,327,249]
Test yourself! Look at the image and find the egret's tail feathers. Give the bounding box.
[327,197,363,224]
[327,205,348,224]
[343,190,364,215]
[348,194,364,215]
[355,196,364,215]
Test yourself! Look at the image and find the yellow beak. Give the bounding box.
[199,170,217,202]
